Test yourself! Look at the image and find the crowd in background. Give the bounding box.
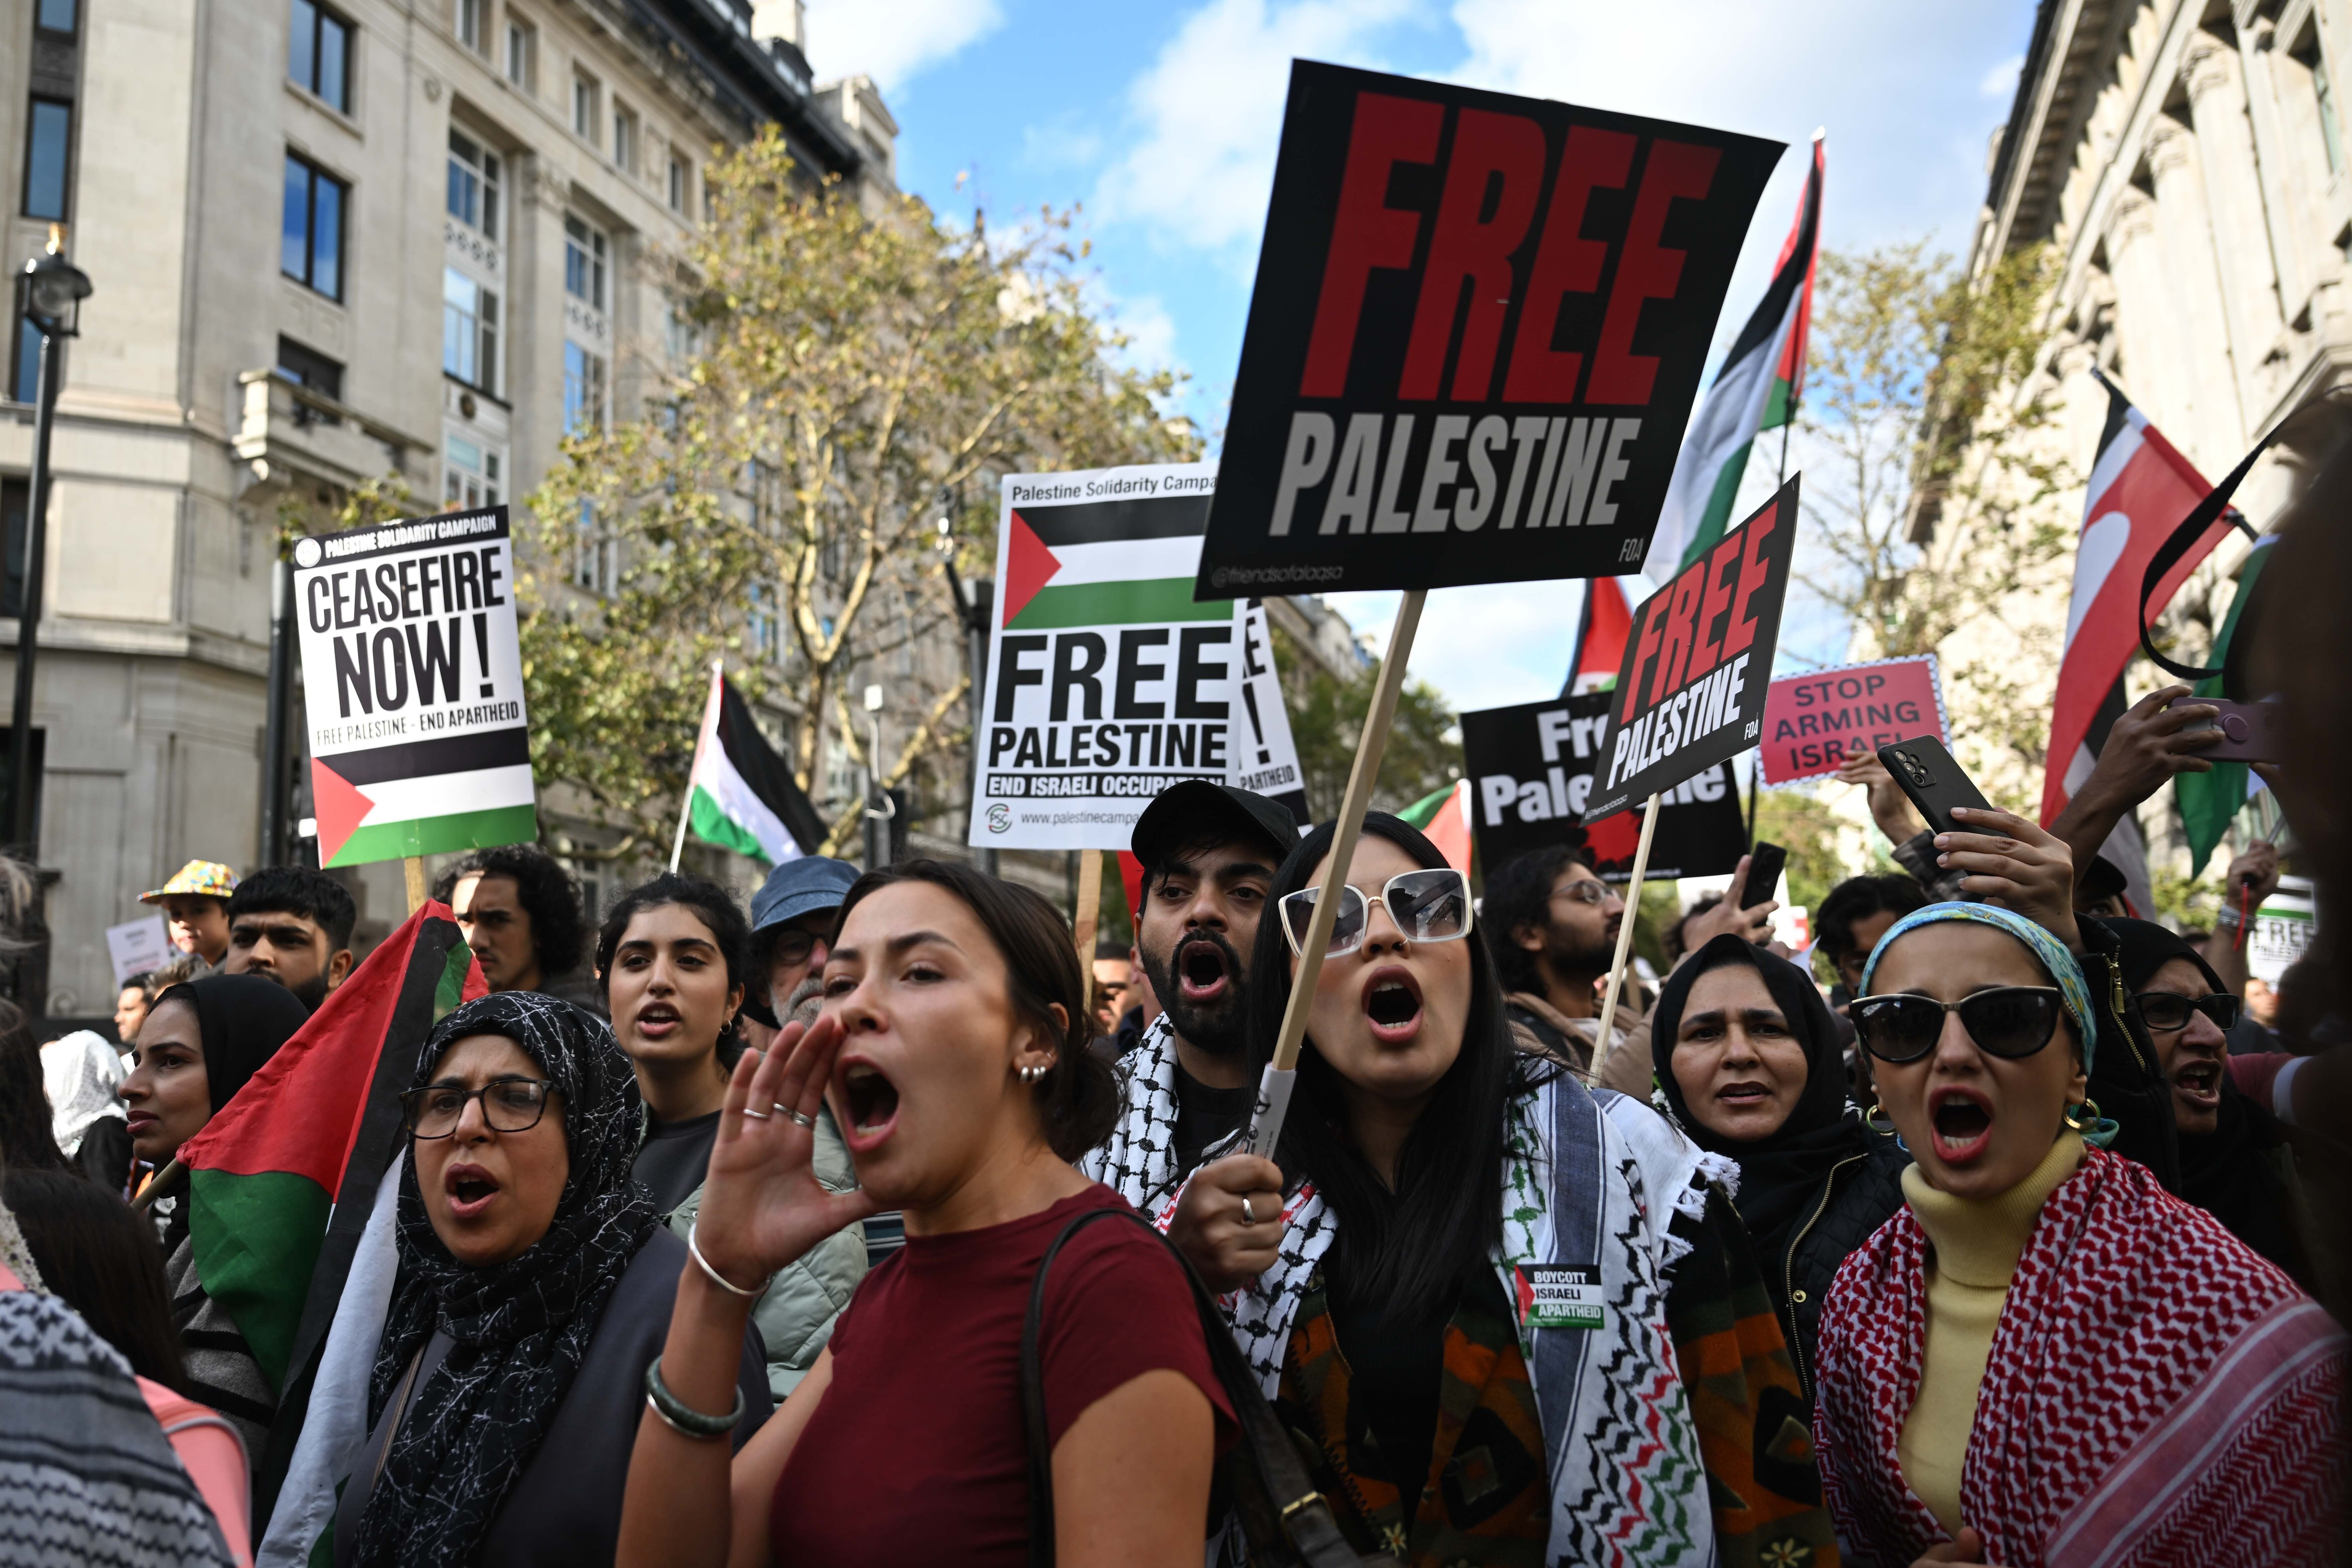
[10,471,2352,1567]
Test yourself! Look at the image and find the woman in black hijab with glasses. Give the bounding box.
[1650,932,1908,1404]
[336,991,768,1568]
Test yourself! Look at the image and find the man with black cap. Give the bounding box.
[1082,781,1295,1287]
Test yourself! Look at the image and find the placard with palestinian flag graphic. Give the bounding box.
[292,505,537,867]
[969,463,1306,850]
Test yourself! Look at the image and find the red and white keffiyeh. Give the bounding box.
[1814,1145,2343,1567]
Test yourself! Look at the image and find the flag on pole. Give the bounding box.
[1642,132,1823,581]
[677,666,825,869]
[171,905,486,1560]
[1563,577,1634,695]
[2175,532,2277,875]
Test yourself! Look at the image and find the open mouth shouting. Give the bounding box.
[1176,938,1232,1006]
[632,1000,683,1043]
[2171,1056,2224,1113]
[443,1161,502,1221]
[839,1058,902,1152]
[1361,964,1425,1046]
[1927,1086,1996,1164]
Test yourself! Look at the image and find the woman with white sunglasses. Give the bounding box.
[1183,812,1833,1568]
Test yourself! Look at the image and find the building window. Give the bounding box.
[746,581,781,664]
[288,0,352,114]
[572,72,599,146]
[35,0,75,37]
[11,319,42,404]
[276,335,344,400]
[503,14,533,88]
[455,0,485,53]
[668,151,689,213]
[2303,34,2346,176]
[612,104,638,174]
[21,99,71,222]
[447,129,500,239]
[563,340,606,434]
[443,269,498,390]
[666,302,700,364]
[572,500,615,593]
[563,214,606,309]
[282,153,346,300]
[445,432,502,509]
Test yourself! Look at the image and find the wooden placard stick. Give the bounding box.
[1589,791,1663,1079]
[1073,849,1103,979]
[403,855,428,916]
[1245,589,1426,1159]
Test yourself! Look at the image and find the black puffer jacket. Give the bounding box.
[1771,1130,1909,1404]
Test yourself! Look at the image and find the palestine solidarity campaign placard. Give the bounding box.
[293,505,536,866]
[969,464,1306,851]
[1197,61,1781,597]
[1584,477,1798,821]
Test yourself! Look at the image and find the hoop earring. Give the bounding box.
[2062,1097,2101,1133]
[1865,1101,1896,1136]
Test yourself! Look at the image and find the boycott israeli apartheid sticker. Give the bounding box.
[1197,61,1780,597]
[1516,1264,1606,1330]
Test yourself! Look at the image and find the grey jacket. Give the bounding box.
[662,1104,867,1400]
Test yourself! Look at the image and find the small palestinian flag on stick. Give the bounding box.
[171,903,485,1552]
[1000,496,1231,632]
[672,664,827,871]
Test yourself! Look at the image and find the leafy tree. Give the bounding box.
[522,132,1195,859]
[1796,241,2074,810]
[1269,621,1462,819]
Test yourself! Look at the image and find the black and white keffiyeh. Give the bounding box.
[1079,1014,1191,1211]
[350,992,658,1568]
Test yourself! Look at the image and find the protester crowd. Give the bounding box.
[8,484,2352,1568]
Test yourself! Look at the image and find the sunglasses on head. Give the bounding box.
[1279,868,1473,958]
[1850,986,2067,1065]
[2131,990,2240,1034]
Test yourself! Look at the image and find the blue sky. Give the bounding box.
[805,0,2041,714]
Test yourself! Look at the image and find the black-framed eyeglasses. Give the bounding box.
[1279,868,1473,958]
[1550,880,1614,908]
[1850,987,2066,1065]
[767,927,827,965]
[401,1077,557,1139]
[2132,991,2240,1034]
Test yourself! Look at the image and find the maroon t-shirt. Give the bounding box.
[769,1183,1234,1564]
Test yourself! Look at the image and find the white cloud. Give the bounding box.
[1979,53,2026,97]
[1093,0,1417,262]
[1096,285,1183,377]
[801,0,1006,93]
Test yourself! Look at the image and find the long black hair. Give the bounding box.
[595,873,753,1072]
[1244,812,1547,1319]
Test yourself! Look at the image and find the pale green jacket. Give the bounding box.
[661,1104,869,1400]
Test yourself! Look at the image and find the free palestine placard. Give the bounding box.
[1198,60,1781,598]
[292,505,536,867]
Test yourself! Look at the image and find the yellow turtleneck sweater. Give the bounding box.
[1895,1131,2085,1535]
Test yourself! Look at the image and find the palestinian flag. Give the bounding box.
[173,905,485,1554]
[1564,577,1634,695]
[1001,495,1232,630]
[1398,779,1472,872]
[2176,533,2277,875]
[311,728,537,867]
[681,665,826,867]
[1643,133,1822,581]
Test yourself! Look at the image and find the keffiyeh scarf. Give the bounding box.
[1164,1073,1733,1568]
[1815,1144,2345,1567]
[349,992,659,1568]
[1081,1015,1194,1211]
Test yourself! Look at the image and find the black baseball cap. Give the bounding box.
[1130,782,1298,873]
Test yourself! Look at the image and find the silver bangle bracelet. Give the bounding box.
[687,1220,771,1299]
[644,1354,744,1441]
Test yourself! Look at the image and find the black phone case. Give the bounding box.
[1876,737,1992,840]
[1741,843,1786,909]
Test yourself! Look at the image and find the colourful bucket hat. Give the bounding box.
[140,859,238,904]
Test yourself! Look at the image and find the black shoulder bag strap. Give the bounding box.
[1020,1205,1377,1568]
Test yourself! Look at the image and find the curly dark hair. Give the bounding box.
[1481,844,1593,995]
[433,844,589,984]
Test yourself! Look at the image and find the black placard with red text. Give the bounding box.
[1196,61,1782,598]
[1583,476,1799,821]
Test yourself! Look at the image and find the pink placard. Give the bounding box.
[1759,655,1949,785]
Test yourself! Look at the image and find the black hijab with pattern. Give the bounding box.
[350,991,658,1568]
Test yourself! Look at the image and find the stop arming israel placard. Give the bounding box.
[293,505,536,867]
[1759,655,1951,785]
[1461,692,1744,881]
[1584,476,1798,821]
[1196,61,1781,598]
[970,464,1307,851]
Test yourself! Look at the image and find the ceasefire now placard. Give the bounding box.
[969,465,1307,851]
[292,505,537,867]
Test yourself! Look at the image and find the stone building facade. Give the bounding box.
[0,0,894,1010]
[1957,0,2352,876]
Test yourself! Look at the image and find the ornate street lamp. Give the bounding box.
[11,226,93,852]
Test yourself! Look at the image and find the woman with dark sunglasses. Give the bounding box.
[1816,902,2342,1568]
[1203,812,1834,1567]
[2105,917,2312,1289]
